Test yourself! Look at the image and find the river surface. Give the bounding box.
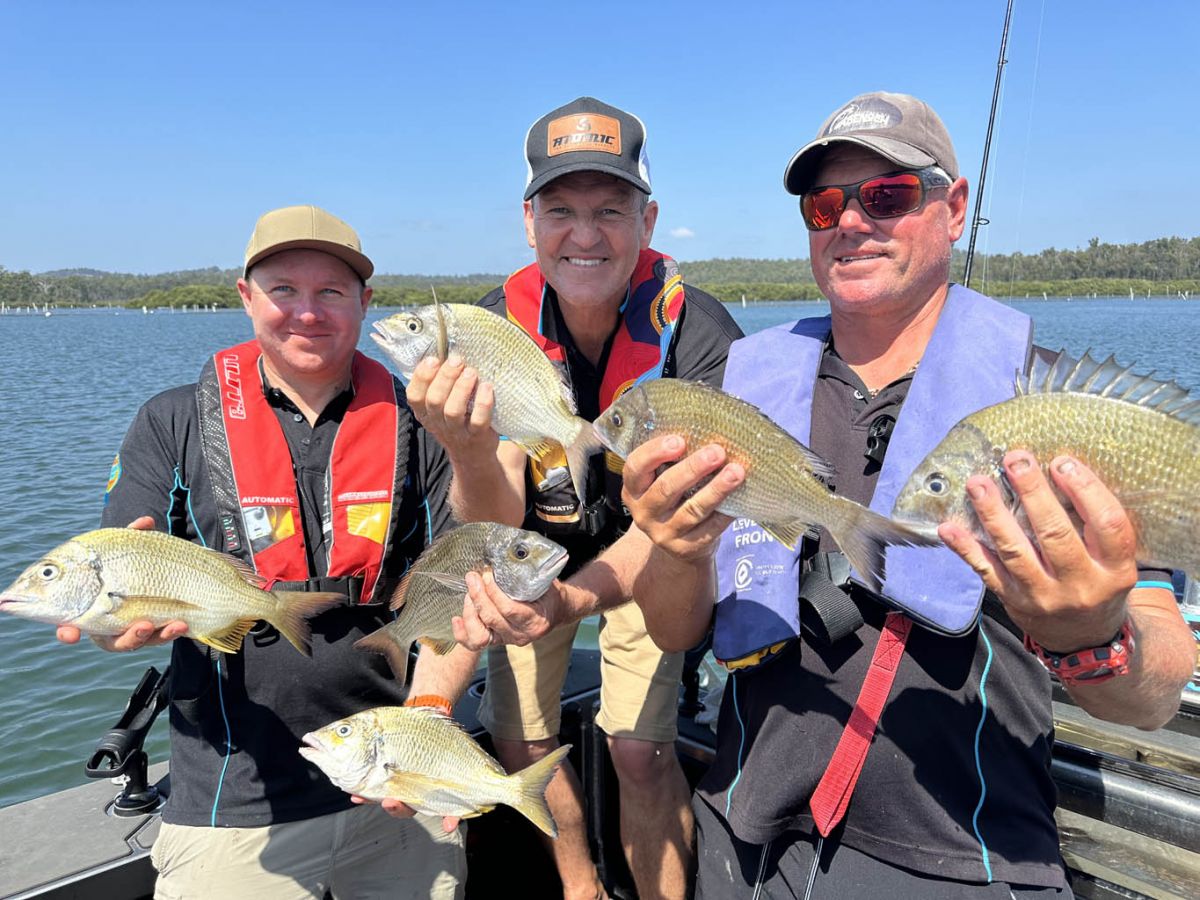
[2,297,1198,810]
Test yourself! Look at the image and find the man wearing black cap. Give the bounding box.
[581,91,1195,897]
[57,205,473,898]
[409,98,742,899]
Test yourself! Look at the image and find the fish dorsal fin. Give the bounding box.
[206,549,269,589]
[1018,349,1200,426]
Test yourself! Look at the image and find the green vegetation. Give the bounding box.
[2,236,1197,309]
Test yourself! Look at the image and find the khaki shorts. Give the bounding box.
[150,804,465,900]
[479,599,683,744]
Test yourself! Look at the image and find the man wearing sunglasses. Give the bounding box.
[613,92,1194,897]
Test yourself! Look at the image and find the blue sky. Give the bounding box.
[2,1,1197,276]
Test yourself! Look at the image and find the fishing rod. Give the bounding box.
[963,0,1015,288]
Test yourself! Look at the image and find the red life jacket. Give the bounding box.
[503,247,685,412]
[206,340,401,604]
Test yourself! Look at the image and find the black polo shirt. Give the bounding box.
[102,368,452,827]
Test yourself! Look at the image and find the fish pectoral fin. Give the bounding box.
[388,569,416,612]
[194,618,258,654]
[417,636,458,655]
[206,550,269,589]
[380,769,475,803]
[416,571,469,593]
[110,594,203,616]
[759,520,808,552]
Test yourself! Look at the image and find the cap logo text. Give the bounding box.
[824,99,902,136]
[548,113,622,156]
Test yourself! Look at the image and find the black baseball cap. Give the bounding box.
[524,96,652,200]
[784,91,959,195]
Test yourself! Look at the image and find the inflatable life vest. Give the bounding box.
[503,248,685,532]
[713,285,1032,666]
[195,341,409,604]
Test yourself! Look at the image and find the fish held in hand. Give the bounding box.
[0,528,344,655]
[892,350,1200,579]
[371,301,602,503]
[300,705,571,837]
[355,522,568,681]
[593,379,938,591]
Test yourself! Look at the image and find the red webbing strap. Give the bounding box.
[809,611,912,837]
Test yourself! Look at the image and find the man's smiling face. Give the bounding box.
[524,171,658,312]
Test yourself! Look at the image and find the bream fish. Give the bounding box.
[371,300,602,503]
[593,379,938,591]
[300,705,571,837]
[0,528,344,655]
[355,522,568,681]
[892,351,1200,578]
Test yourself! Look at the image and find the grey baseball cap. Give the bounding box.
[783,91,959,195]
[524,96,652,200]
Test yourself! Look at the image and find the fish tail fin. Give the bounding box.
[268,590,346,656]
[564,420,604,507]
[834,505,942,594]
[354,628,412,683]
[508,744,572,838]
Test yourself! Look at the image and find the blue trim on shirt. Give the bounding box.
[970,628,996,882]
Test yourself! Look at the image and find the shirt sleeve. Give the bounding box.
[671,286,745,387]
[100,388,189,533]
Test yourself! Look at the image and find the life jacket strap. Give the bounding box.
[809,611,912,836]
[798,551,864,646]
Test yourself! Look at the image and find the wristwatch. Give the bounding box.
[1024,618,1136,685]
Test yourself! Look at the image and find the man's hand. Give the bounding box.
[940,450,1137,653]
[56,515,190,651]
[405,356,499,463]
[621,434,743,562]
[349,795,460,833]
[452,570,558,649]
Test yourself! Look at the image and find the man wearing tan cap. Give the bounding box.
[408,97,743,900]
[57,205,472,898]
[600,91,1194,897]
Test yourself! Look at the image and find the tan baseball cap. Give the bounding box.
[243,205,374,281]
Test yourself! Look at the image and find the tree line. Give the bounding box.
[2,235,1197,309]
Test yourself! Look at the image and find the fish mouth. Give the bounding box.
[298,732,327,762]
[540,547,570,581]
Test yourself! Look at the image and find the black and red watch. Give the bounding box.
[1024,618,1136,685]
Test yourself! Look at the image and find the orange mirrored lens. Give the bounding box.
[860,174,923,218]
[801,188,845,231]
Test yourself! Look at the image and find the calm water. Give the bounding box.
[2,297,1198,810]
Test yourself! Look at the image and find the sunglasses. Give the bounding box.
[800,167,952,231]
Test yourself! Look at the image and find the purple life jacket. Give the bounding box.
[712,285,1031,665]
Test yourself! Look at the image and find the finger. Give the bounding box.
[442,816,460,833]
[56,625,84,645]
[109,620,158,652]
[127,516,156,531]
[938,521,1010,597]
[380,798,418,819]
[642,444,735,511]
[999,451,1088,580]
[441,367,479,423]
[670,462,744,530]
[350,795,372,805]
[455,588,494,650]
[405,357,440,406]
[423,357,466,410]
[468,571,539,646]
[1048,455,1137,571]
[468,381,496,430]
[963,471,1049,586]
[621,435,691,497]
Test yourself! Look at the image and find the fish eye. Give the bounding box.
[37,563,60,581]
[610,411,623,428]
[513,543,529,561]
[335,724,353,737]
[405,318,422,333]
[925,473,950,496]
